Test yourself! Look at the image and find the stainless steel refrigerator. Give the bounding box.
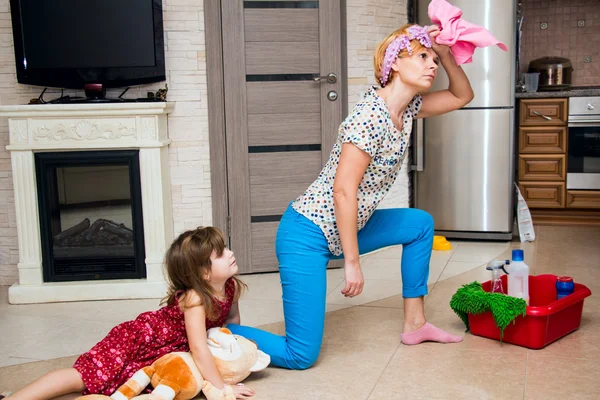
[414,0,516,240]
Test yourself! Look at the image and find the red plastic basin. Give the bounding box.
[468,274,592,349]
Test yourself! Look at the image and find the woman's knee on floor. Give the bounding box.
[286,344,321,370]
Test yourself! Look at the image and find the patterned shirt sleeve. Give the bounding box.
[340,101,387,158]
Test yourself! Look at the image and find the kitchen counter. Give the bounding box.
[516,86,600,98]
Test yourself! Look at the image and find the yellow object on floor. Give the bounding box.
[433,235,452,251]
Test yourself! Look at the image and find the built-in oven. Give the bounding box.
[567,97,600,190]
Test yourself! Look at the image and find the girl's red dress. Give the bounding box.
[73,278,235,395]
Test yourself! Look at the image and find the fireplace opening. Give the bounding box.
[35,151,146,282]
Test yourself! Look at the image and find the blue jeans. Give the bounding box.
[228,204,434,369]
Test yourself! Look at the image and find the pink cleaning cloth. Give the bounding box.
[428,0,508,65]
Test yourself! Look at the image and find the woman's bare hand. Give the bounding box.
[342,260,364,297]
[427,25,450,55]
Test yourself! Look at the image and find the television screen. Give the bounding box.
[10,0,165,90]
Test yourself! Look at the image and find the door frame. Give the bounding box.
[204,0,348,249]
[205,0,229,240]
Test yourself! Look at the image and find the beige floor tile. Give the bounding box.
[325,267,346,295]
[240,269,347,301]
[89,299,163,325]
[449,241,510,263]
[430,246,455,267]
[361,252,447,285]
[438,260,485,281]
[0,356,42,368]
[361,293,405,309]
[428,257,448,284]
[535,226,600,267]
[245,340,399,400]
[325,303,353,313]
[238,272,282,301]
[322,306,403,344]
[361,284,435,309]
[0,314,72,354]
[4,297,160,323]
[367,244,403,259]
[325,279,403,306]
[11,318,118,361]
[368,345,527,399]
[525,352,600,400]
[237,298,284,327]
[360,256,401,280]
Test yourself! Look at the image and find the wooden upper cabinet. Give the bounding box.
[519,98,568,126]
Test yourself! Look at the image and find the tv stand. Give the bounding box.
[51,97,163,104]
[32,83,168,105]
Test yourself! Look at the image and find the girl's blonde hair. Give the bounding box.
[374,23,430,87]
[161,226,247,320]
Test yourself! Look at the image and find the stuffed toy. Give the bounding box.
[76,327,270,400]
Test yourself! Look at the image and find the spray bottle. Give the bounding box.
[486,260,510,294]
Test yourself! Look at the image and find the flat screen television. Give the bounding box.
[9,0,166,94]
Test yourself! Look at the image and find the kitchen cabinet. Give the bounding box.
[518,126,567,153]
[519,99,568,126]
[566,191,600,209]
[517,97,600,226]
[518,98,568,209]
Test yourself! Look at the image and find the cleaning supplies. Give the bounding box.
[427,0,508,65]
[507,249,530,305]
[486,260,509,294]
[515,184,536,242]
[450,281,527,339]
[556,276,575,300]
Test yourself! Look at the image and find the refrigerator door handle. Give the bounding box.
[411,118,425,171]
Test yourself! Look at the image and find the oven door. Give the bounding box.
[567,121,600,189]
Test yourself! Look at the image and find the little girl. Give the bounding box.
[5,226,255,400]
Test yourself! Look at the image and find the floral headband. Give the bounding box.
[380,25,432,87]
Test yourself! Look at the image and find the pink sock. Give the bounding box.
[401,322,463,345]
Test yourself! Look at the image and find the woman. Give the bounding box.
[228,23,474,370]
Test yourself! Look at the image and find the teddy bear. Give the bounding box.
[76,327,270,400]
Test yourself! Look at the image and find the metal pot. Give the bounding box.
[528,57,573,91]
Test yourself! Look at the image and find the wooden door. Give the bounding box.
[216,0,344,273]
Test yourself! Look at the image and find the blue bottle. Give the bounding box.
[556,276,574,300]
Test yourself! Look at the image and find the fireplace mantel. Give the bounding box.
[0,102,175,304]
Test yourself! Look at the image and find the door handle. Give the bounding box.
[313,73,337,84]
[533,110,552,121]
[411,118,424,171]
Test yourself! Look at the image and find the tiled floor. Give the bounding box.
[0,225,598,399]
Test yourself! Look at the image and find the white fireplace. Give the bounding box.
[0,102,174,304]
